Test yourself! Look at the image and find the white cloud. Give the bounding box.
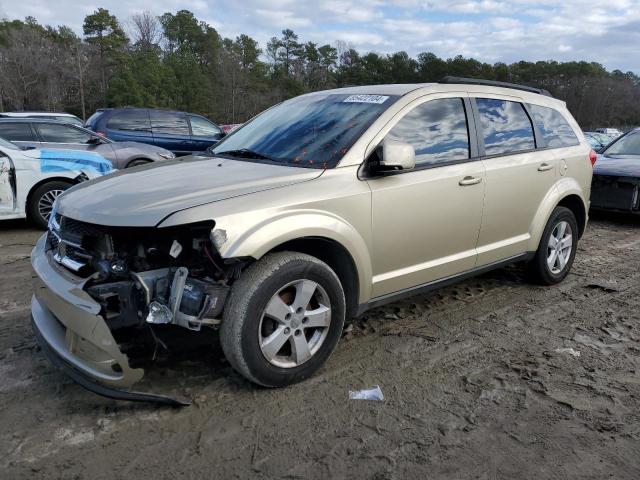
[1,0,639,72]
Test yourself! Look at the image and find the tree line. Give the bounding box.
[1,8,639,129]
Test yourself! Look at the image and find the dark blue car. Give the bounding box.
[84,108,225,155]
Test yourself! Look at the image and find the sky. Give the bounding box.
[1,0,639,73]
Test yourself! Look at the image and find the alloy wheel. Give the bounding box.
[547,220,573,274]
[258,279,331,368]
[38,189,64,222]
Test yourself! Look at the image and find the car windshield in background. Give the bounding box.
[212,93,399,168]
[604,131,640,156]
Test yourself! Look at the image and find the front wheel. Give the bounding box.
[527,206,578,285]
[28,181,71,229]
[220,252,346,387]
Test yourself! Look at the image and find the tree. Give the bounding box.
[83,8,127,106]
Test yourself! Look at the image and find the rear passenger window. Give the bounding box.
[385,98,469,167]
[150,111,189,135]
[528,104,579,148]
[107,110,151,132]
[476,98,535,156]
[0,123,36,141]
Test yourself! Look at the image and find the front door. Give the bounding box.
[0,150,17,215]
[367,94,486,298]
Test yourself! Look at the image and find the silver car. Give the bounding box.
[0,118,175,169]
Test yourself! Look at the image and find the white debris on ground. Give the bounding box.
[349,385,384,401]
[554,347,581,357]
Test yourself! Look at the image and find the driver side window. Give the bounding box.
[385,98,470,167]
[35,123,92,143]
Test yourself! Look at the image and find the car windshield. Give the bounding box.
[0,136,19,150]
[211,93,399,168]
[604,131,640,156]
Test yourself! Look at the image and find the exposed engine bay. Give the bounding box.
[46,214,243,336]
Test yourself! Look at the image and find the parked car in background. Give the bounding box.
[0,136,113,228]
[591,128,640,214]
[595,127,623,138]
[0,111,83,126]
[85,108,225,155]
[584,131,611,151]
[30,78,593,403]
[0,118,175,169]
[220,123,243,134]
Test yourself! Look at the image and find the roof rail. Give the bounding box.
[439,76,552,97]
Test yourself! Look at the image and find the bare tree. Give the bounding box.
[130,11,161,50]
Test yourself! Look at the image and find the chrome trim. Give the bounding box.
[53,252,86,272]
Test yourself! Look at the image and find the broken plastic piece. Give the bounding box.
[169,240,182,258]
[554,347,581,357]
[146,301,173,324]
[349,385,384,401]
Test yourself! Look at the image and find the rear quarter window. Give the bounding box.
[107,110,151,132]
[528,104,579,148]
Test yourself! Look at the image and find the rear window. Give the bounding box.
[476,98,536,156]
[528,104,579,148]
[0,122,36,141]
[150,111,189,135]
[107,110,151,132]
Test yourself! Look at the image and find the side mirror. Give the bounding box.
[87,135,103,145]
[375,139,416,172]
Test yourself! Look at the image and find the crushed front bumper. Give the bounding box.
[31,234,189,406]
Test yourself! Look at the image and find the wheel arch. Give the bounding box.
[25,176,75,218]
[528,179,589,251]
[269,237,360,319]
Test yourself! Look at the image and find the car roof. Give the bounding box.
[304,82,566,108]
[0,117,82,124]
[0,112,78,117]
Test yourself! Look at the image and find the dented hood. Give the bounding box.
[56,156,323,226]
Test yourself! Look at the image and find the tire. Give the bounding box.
[527,206,579,285]
[220,251,346,387]
[28,181,71,230]
[126,159,151,168]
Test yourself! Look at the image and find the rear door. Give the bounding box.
[150,111,191,155]
[367,93,486,298]
[188,115,224,151]
[0,122,40,149]
[472,96,557,265]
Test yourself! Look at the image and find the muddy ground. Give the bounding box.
[1,214,639,479]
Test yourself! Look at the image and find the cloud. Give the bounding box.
[1,0,639,72]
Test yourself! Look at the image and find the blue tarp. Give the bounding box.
[38,149,114,175]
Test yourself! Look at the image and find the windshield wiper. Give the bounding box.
[216,148,275,161]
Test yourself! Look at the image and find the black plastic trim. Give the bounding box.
[32,316,191,407]
[440,76,552,97]
[355,252,534,316]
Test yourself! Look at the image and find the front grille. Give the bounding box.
[48,214,107,274]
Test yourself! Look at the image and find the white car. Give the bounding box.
[0,137,113,228]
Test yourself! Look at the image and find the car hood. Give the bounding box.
[56,156,324,227]
[593,154,640,178]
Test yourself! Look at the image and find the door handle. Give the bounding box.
[459,176,482,186]
[538,163,554,172]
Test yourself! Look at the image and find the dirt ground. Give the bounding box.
[1,213,639,479]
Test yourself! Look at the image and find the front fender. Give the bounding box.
[527,178,588,252]
[215,209,373,304]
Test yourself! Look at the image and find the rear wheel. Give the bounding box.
[126,159,151,168]
[527,206,578,285]
[220,252,346,387]
[28,181,71,229]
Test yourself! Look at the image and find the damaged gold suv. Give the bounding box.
[31,78,594,403]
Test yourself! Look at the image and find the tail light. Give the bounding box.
[589,149,597,166]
